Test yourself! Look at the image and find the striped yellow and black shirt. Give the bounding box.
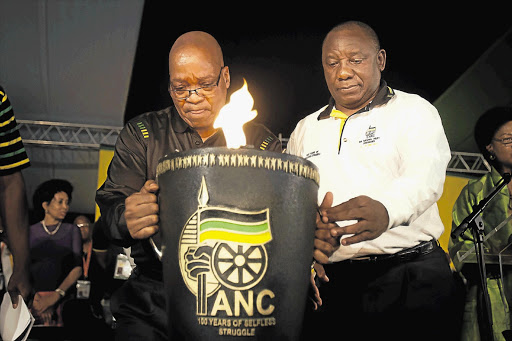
[0,86,30,175]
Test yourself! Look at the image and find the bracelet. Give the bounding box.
[55,288,66,297]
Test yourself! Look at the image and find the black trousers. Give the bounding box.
[302,246,464,341]
[110,271,168,341]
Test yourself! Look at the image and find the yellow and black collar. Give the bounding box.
[317,80,395,120]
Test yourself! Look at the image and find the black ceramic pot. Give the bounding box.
[156,147,319,340]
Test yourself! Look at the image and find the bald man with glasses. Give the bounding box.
[96,31,281,340]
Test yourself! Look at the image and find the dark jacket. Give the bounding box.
[95,106,281,277]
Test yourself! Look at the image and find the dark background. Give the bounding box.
[125,4,512,137]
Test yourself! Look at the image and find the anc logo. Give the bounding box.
[178,176,272,316]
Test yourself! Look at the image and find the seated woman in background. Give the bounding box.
[29,179,82,326]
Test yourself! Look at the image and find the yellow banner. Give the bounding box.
[95,146,115,221]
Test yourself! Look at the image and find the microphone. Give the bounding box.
[451,173,511,239]
[451,222,468,239]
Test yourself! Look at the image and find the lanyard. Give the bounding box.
[82,242,92,278]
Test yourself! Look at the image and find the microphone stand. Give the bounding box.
[451,172,511,341]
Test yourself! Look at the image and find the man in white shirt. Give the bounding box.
[287,21,462,340]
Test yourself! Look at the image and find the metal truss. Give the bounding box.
[17,119,122,149]
[17,122,490,176]
[447,151,491,175]
[278,134,289,151]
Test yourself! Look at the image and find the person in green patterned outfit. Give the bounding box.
[449,106,512,341]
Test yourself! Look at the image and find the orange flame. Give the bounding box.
[214,79,257,148]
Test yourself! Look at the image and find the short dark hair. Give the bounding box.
[32,179,73,221]
[323,20,381,51]
[474,106,512,165]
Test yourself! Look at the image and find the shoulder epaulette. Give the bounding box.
[259,136,275,150]
[136,121,149,139]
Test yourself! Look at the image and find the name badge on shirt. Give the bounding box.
[76,280,91,299]
[114,253,132,280]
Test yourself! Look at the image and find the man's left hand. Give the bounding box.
[319,195,389,246]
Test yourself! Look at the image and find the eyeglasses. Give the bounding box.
[169,66,225,100]
[493,137,512,145]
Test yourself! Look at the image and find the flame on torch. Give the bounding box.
[214,79,257,148]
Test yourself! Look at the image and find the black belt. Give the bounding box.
[345,239,439,265]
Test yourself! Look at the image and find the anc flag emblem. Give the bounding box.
[198,207,271,245]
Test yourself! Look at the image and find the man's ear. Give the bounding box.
[377,49,386,72]
[223,66,231,89]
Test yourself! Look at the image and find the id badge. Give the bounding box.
[76,279,91,299]
[114,253,132,280]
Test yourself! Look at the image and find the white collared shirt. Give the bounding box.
[287,89,451,262]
